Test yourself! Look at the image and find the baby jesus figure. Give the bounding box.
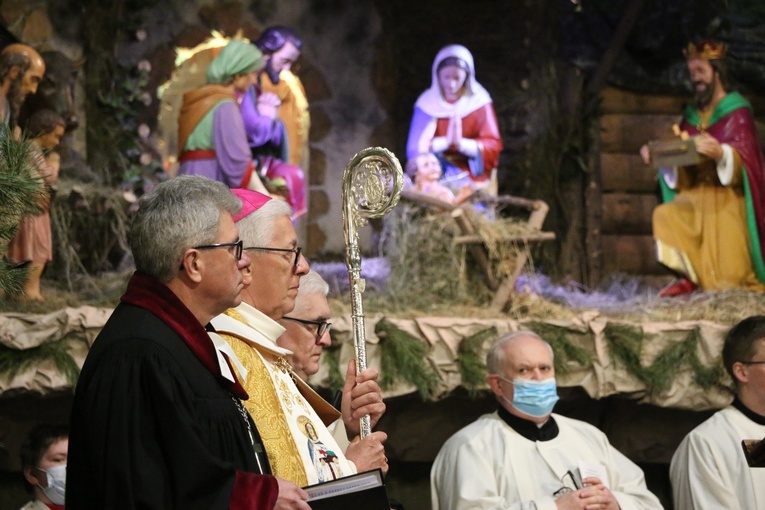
[407,152,472,205]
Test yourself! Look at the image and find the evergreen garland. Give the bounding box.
[686,327,729,390]
[457,326,497,395]
[375,319,440,400]
[603,323,730,394]
[526,321,593,374]
[0,341,80,386]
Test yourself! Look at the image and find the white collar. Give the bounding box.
[210,302,292,357]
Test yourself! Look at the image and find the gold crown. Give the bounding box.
[683,40,727,60]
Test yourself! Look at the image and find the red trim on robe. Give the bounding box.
[680,106,765,264]
[120,271,249,399]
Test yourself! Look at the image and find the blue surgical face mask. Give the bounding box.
[498,376,559,418]
[39,464,66,505]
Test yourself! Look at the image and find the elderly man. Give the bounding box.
[670,316,765,509]
[0,43,45,130]
[239,27,306,218]
[431,331,662,510]
[275,269,332,381]
[67,176,308,510]
[275,270,387,465]
[213,190,387,487]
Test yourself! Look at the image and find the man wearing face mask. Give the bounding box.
[431,332,662,510]
[19,423,68,510]
[639,40,765,295]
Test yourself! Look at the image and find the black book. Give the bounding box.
[304,468,391,510]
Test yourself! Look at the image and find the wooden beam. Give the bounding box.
[585,0,649,105]
[453,232,556,245]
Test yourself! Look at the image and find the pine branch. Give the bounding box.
[0,126,46,294]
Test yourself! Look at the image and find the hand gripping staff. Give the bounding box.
[342,147,403,438]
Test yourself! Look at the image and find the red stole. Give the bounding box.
[120,272,248,399]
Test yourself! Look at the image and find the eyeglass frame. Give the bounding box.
[244,245,303,270]
[739,360,765,365]
[179,239,244,270]
[282,316,332,337]
[553,470,582,497]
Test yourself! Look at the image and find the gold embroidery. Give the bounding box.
[275,356,292,374]
[277,378,296,413]
[218,309,353,485]
[696,108,713,133]
[221,321,308,486]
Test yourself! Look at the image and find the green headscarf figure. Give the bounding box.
[207,40,264,84]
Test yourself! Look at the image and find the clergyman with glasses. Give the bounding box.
[212,188,388,488]
[67,176,309,509]
[670,316,765,509]
[276,269,388,473]
[431,331,663,510]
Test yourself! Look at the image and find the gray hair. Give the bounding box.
[486,330,552,374]
[298,270,329,297]
[236,198,293,247]
[129,176,241,283]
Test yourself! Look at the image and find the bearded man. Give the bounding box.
[238,27,306,219]
[641,40,765,295]
[0,43,45,131]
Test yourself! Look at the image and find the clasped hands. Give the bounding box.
[555,477,620,510]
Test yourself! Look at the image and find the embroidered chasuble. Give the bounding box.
[212,303,354,486]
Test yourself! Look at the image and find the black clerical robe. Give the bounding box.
[67,272,277,509]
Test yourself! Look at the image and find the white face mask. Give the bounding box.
[39,464,66,505]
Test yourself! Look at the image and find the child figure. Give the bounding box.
[7,109,65,301]
[407,152,472,205]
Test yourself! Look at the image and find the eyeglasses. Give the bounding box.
[740,360,765,365]
[180,239,244,269]
[553,470,582,497]
[193,239,244,260]
[245,246,303,270]
[282,316,332,337]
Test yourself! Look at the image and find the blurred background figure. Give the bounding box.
[177,40,269,194]
[7,109,66,301]
[407,44,502,196]
[241,26,307,219]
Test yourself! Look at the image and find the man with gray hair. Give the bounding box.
[213,189,386,488]
[67,176,308,509]
[276,269,388,473]
[431,331,662,510]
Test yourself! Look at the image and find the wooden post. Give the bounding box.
[490,200,553,311]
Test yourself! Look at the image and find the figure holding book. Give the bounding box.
[640,40,765,296]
